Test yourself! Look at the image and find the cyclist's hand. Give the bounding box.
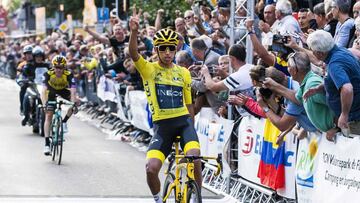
[129,5,140,32]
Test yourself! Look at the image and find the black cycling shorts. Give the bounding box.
[46,89,71,112]
[146,115,200,163]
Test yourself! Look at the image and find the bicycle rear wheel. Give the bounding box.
[162,173,178,203]
[186,180,202,203]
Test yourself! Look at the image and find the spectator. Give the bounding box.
[353,1,360,19]
[331,0,354,47]
[306,30,360,136]
[275,0,302,35]
[175,18,190,45]
[254,65,317,141]
[264,52,338,140]
[298,8,316,34]
[175,50,194,69]
[190,37,220,66]
[184,10,207,38]
[263,4,279,31]
[201,44,253,115]
[313,3,328,30]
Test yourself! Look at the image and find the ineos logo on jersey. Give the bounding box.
[157,89,183,97]
[155,84,184,109]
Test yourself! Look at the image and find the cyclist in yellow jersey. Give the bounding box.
[129,8,201,203]
[42,55,78,156]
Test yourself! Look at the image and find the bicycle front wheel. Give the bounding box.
[51,116,63,165]
[56,118,64,165]
[186,180,202,203]
[162,173,178,203]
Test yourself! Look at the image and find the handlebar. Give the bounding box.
[47,97,76,107]
[173,153,223,176]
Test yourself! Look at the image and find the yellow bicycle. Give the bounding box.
[162,137,222,203]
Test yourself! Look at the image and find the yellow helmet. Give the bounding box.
[52,55,67,67]
[153,28,179,46]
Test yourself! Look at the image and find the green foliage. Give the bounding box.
[131,0,191,27]
[7,0,22,13]
[8,0,191,24]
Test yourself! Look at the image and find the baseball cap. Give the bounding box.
[218,0,230,8]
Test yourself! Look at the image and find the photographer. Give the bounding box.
[262,51,338,141]
[253,65,317,141]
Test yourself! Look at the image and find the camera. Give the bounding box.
[273,34,289,44]
[259,87,273,99]
[208,65,217,77]
[269,34,293,56]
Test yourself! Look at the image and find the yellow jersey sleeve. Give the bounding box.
[133,54,153,79]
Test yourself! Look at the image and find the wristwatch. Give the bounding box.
[263,106,270,113]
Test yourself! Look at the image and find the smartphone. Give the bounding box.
[229,90,241,95]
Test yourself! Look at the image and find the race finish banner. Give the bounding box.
[237,116,297,199]
[297,134,360,202]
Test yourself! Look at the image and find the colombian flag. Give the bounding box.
[257,119,285,189]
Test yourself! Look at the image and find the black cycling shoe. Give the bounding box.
[21,117,28,126]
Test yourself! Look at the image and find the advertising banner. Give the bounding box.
[237,116,297,198]
[308,135,360,202]
[296,131,322,203]
[128,90,151,133]
[194,108,234,174]
[35,7,45,34]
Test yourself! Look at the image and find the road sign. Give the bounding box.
[58,21,68,33]
[97,7,109,23]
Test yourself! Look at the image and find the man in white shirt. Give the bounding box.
[201,44,253,115]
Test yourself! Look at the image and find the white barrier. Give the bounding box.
[98,82,360,201]
[296,133,360,203]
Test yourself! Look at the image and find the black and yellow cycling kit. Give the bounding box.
[134,55,200,163]
[43,69,76,111]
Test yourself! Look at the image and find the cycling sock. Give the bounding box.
[153,192,162,203]
[45,137,50,146]
[63,115,70,123]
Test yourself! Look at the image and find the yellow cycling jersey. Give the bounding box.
[44,69,76,91]
[134,55,192,122]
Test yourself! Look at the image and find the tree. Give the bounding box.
[131,0,190,27]
[7,0,22,14]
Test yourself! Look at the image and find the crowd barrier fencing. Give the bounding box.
[86,76,360,202]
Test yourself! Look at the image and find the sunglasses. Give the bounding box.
[287,52,299,72]
[54,66,65,70]
[157,45,177,52]
[184,15,193,20]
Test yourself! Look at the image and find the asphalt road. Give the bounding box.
[0,77,223,202]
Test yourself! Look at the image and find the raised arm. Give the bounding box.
[84,25,110,45]
[129,7,141,62]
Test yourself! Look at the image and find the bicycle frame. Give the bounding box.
[163,140,222,203]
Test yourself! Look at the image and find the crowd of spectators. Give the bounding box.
[2,0,360,152]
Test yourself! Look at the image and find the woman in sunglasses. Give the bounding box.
[128,8,202,203]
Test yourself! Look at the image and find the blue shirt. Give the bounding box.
[284,77,317,132]
[324,45,360,121]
